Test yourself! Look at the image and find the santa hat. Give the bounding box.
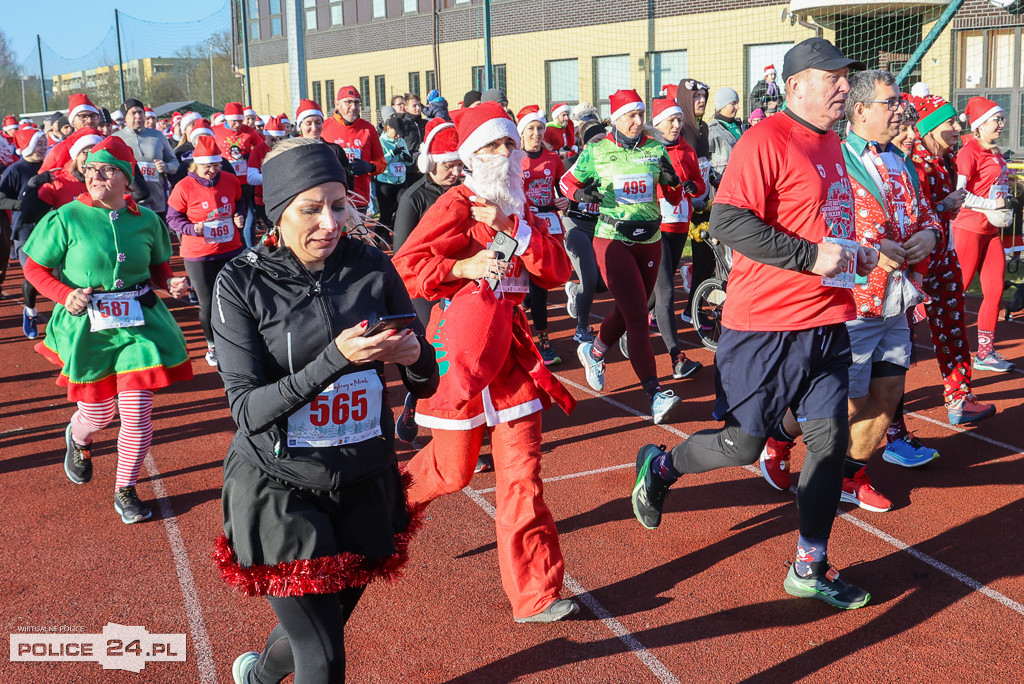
[212,113,225,126]
[764,64,777,75]
[912,95,957,137]
[144,106,156,118]
[963,96,1003,131]
[609,89,645,122]
[111,109,124,122]
[910,82,930,98]
[67,93,99,121]
[224,102,245,121]
[295,98,324,125]
[452,101,518,167]
[661,84,678,102]
[85,136,137,179]
[14,127,44,158]
[264,115,288,137]
[67,127,105,160]
[336,85,360,101]
[417,117,460,173]
[243,106,258,118]
[279,113,291,125]
[516,105,545,135]
[189,119,215,142]
[192,135,223,164]
[179,111,201,133]
[2,115,17,132]
[551,103,570,119]
[652,98,683,126]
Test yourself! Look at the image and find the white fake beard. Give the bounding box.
[466,149,527,218]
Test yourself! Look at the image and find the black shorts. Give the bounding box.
[712,323,852,437]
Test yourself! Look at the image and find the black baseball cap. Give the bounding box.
[781,38,865,81]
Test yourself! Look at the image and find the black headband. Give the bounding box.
[263,142,348,225]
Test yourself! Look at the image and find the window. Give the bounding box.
[304,0,317,30]
[593,55,630,119]
[545,59,578,110]
[958,30,985,89]
[745,42,791,112]
[647,51,686,101]
[373,0,386,19]
[329,1,343,26]
[409,72,420,97]
[324,79,334,111]
[425,70,436,95]
[312,81,322,109]
[990,29,1016,89]
[472,64,506,93]
[269,0,283,37]
[248,0,260,40]
[375,76,387,120]
[403,0,418,13]
[359,76,371,117]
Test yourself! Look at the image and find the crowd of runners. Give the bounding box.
[0,35,1021,684]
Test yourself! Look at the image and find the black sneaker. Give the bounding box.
[114,486,153,524]
[672,354,703,379]
[395,393,418,444]
[783,561,871,610]
[631,444,674,530]
[63,424,93,484]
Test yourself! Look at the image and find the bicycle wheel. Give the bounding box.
[690,278,727,350]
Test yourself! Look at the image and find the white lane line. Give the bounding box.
[904,411,1024,456]
[144,453,218,684]
[472,462,635,495]
[459,485,680,684]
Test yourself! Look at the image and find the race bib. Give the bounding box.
[535,211,562,235]
[992,182,1008,200]
[203,218,235,244]
[343,147,361,160]
[613,173,653,205]
[286,370,383,448]
[388,161,406,176]
[821,237,858,289]
[496,256,530,295]
[659,197,690,224]
[232,159,248,176]
[86,292,145,332]
[137,161,158,179]
[578,202,599,214]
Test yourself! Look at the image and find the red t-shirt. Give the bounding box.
[213,124,264,186]
[714,112,856,332]
[952,136,1010,235]
[544,123,575,153]
[321,115,385,207]
[38,163,86,209]
[166,173,244,259]
[522,148,566,239]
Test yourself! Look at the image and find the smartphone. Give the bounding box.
[362,313,417,337]
[485,232,519,291]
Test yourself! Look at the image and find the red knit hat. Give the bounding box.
[452,101,518,167]
[963,96,1003,131]
[224,102,245,121]
[264,115,288,137]
[188,119,215,142]
[192,135,222,164]
[764,64,777,75]
[911,95,958,137]
[652,98,683,126]
[516,105,545,135]
[336,85,360,101]
[661,84,678,101]
[2,115,17,132]
[417,117,460,173]
[67,126,105,160]
[609,89,645,122]
[68,93,99,121]
[14,127,44,158]
[295,98,324,125]
[550,103,570,118]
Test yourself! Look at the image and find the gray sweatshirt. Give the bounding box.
[114,126,179,214]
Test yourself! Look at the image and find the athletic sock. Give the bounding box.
[770,422,797,444]
[652,450,681,481]
[24,306,37,317]
[977,329,994,358]
[795,535,828,578]
[641,377,661,399]
[843,457,865,480]
[591,336,608,361]
[886,417,908,443]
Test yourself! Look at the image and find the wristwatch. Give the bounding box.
[935,202,946,213]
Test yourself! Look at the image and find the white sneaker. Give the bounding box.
[205,347,218,367]
[577,342,605,391]
[564,281,578,319]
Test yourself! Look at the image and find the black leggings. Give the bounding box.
[15,240,37,308]
[249,587,365,684]
[183,258,231,345]
[376,182,403,233]
[671,416,848,540]
[529,278,549,332]
[650,231,689,358]
[563,218,605,330]
[687,239,715,310]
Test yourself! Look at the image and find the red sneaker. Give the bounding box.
[841,467,892,512]
[759,437,793,491]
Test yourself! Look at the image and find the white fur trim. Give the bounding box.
[111,110,124,120]
[224,113,244,121]
[910,82,930,98]
[20,131,44,158]
[652,105,682,126]
[189,127,215,142]
[192,155,222,164]
[416,148,460,174]
[516,111,546,135]
[511,214,532,257]
[551,104,570,118]
[69,134,104,160]
[971,105,1003,131]
[296,107,324,125]
[264,128,287,137]
[179,112,201,131]
[610,100,645,123]
[459,117,520,167]
[414,411,487,430]
[69,103,99,120]
[244,107,257,117]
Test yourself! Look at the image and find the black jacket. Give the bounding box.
[392,174,450,251]
[212,238,438,491]
[0,159,41,242]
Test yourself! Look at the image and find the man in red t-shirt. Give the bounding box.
[631,39,879,611]
[321,85,385,211]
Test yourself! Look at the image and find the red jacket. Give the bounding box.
[39,162,87,209]
[658,138,705,234]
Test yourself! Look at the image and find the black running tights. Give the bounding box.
[183,257,231,345]
[650,231,689,358]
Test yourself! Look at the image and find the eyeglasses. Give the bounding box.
[991,116,1007,126]
[862,98,905,111]
[682,80,709,91]
[84,165,121,179]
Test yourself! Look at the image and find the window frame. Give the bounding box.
[372,0,386,19]
[592,54,631,119]
[545,58,579,112]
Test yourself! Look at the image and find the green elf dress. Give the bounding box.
[23,194,193,402]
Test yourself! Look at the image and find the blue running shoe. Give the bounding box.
[573,326,595,344]
[651,390,682,425]
[973,351,1014,373]
[232,651,260,684]
[22,310,38,339]
[882,434,939,468]
[577,342,605,391]
[946,395,996,426]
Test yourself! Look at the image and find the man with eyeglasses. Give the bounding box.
[322,85,385,213]
[40,94,101,172]
[114,98,179,219]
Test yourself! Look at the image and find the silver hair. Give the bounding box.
[845,69,898,121]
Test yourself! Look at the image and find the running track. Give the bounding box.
[2,257,1023,683]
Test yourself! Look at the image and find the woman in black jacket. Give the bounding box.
[212,137,438,684]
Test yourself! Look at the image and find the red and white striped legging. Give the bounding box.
[69,390,154,491]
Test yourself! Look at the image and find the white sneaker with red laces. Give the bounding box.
[841,466,892,512]
[759,437,793,491]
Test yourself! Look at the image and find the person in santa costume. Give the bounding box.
[144,107,157,129]
[953,96,1017,373]
[214,102,268,247]
[247,115,290,231]
[392,101,580,623]
[321,85,385,212]
[1,115,18,146]
[40,94,101,172]
[243,106,260,130]
[543,103,577,159]
[0,126,46,313]
[289,98,354,194]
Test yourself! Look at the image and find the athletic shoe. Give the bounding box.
[672,354,702,379]
[564,281,578,319]
[759,437,793,491]
[783,561,871,610]
[882,434,939,468]
[474,454,494,473]
[577,342,605,391]
[63,424,93,485]
[648,311,659,332]
[395,392,418,444]
[840,467,891,512]
[679,310,693,325]
[537,334,561,366]
[187,288,199,305]
[204,346,218,367]
[946,396,996,426]
[651,390,682,425]
[618,332,630,359]
[231,651,260,684]
[632,444,673,530]
[514,598,580,623]
[573,326,596,344]
[22,310,38,339]
[973,351,1014,373]
[113,486,153,524]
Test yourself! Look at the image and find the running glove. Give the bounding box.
[349,159,375,176]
